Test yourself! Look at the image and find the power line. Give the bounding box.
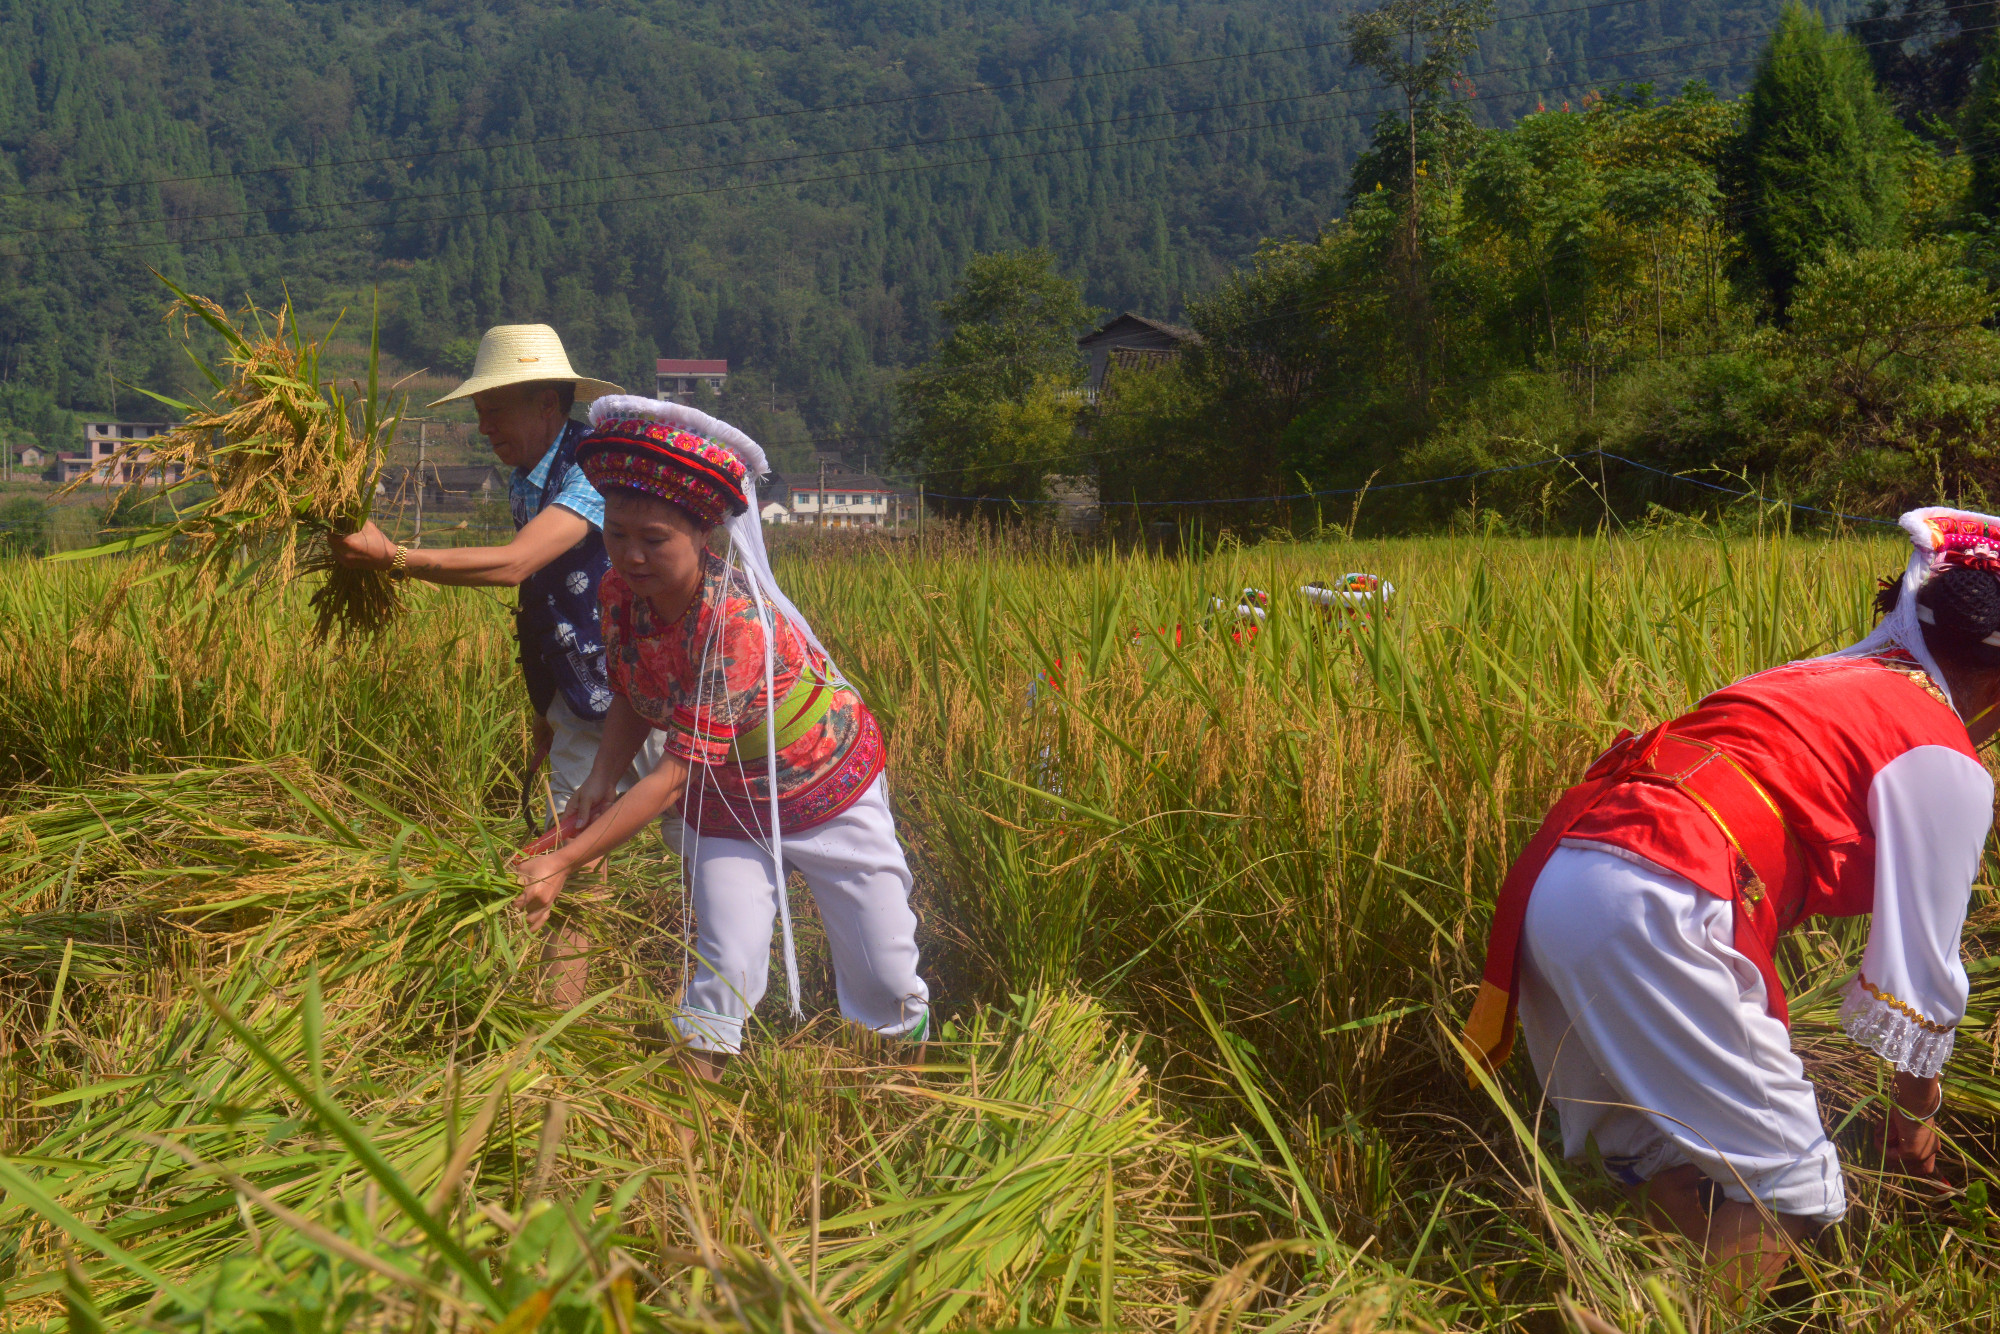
[21,47,1928,478]
[4,38,1829,263]
[21,9,1968,263]
[0,0,1669,204]
[861,271,1993,486]
[12,13,1785,242]
[909,448,1900,525]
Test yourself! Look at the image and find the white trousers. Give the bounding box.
[670,773,930,1053]
[544,694,665,815]
[1520,845,1846,1223]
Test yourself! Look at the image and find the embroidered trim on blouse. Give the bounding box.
[1866,647,1954,707]
[1856,971,1954,1032]
[1840,974,1958,1078]
[685,704,887,838]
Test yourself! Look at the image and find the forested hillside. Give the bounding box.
[0,0,1842,470]
[883,0,2000,527]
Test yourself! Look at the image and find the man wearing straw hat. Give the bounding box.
[330,324,665,859]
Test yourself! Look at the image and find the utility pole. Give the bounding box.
[917,482,924,539]
[817,458,825,532]
[413,422,427,546]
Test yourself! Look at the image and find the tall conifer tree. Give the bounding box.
[1736,4,1908,313]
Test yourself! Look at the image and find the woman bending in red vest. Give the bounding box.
[1464,507,2000,1298]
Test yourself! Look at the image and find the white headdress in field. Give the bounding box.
[588,394,838,1018]
[1814,505,2000,708]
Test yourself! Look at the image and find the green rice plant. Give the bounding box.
[0,560,519,797]
[783,526,1999,1325]
[0,759,1400,1332]
[4,526,1999,1329]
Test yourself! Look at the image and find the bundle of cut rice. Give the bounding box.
[58,276,406,641]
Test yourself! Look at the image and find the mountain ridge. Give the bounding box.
[0,0,1837,463]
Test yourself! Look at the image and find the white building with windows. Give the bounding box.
[788,474,906,528]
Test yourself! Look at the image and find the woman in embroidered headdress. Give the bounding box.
[511,396,929,1068]
[1462,507,2000,1300]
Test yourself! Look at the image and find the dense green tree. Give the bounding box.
[0,0,1814,464]
[1783,240,1999,432]
[1734,4,1909,313]
[1344,0,1496,403]
[893,250,1095,514]
[1343,0,1497,210]
[0,0,1371,455]
[1962,34,2000,221]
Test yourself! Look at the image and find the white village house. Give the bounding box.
[785,471,909,528]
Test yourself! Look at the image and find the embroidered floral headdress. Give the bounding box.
[574,408,750,530]
[1820,506,2000,705]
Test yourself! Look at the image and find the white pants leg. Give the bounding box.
[671,772,930,1053]
[543,694,666,816]
[1519,845,1846,1224]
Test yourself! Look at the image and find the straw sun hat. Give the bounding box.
[428,324,624,407]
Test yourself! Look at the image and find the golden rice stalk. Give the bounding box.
[58,274,405,641]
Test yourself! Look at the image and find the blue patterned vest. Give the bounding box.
[513,421,614,721]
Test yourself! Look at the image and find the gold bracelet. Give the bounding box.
[390,544,409,579]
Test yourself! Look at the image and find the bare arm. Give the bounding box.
[329,506,591,588]
[554,696,657,830]
[1886,1070,1943,1175]
[514,751,691,929]
[554,756,688,871]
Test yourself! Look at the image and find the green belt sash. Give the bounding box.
[727,670,840,763]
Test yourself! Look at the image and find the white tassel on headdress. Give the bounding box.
[589,393,837,1019]
[1812,505,2000,709]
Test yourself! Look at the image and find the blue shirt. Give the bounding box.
[510,429,606,532]
[508,420,617,721]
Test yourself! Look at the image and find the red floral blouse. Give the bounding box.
[601,553,884,837]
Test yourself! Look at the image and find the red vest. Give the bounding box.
[1462,659,1972,1072]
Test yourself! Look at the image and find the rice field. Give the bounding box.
[2,527,1997,1332]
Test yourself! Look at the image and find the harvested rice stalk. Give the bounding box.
[55,275,406,641]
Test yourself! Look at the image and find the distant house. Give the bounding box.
[760,500,791,525]
[376,464,506,510]
[788,473,908,528]
[656,359,728,402]
[1076,313,1199,399]
[16,445,45,469]
[53,421,185,487]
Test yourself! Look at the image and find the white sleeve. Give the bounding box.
[1840,744,1993,1076]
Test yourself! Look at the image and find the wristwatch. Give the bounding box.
[390,544,410,579]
